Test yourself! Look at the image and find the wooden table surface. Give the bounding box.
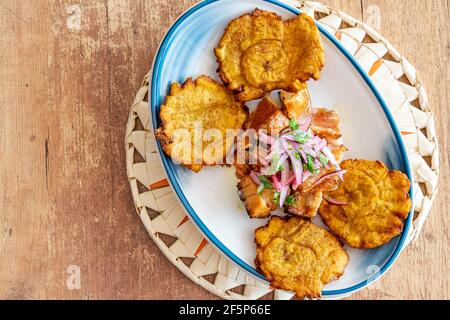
[0,0,448,300]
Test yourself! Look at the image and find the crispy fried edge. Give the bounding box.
[318,159,412,249]
[284,191,323,218]
[284,12,325,83]
[155,75,248,172]
[254,215,348,299]
[215,9,324,102]
[237,175,276,219]
[214,9,282,101]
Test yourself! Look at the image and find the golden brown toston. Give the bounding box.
[215,9,325,102]
[255,216,349,299]
[319,159,412,249]
[156,76,248,172]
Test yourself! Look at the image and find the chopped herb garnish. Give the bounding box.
[305,155,319,174]
[259,175,273,190]
[266,153,280,175]
[289,118,299,130]
[294,132,309,144]
[257,175,273,195]
[306,155,314,170]
[277,165,285,172]
[287,142,294,151]
[285,195,295,205]
[319,152,329,166]
[273,192,280,204]
[294,152,301,160]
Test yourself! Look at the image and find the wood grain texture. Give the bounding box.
[0,0,448,300]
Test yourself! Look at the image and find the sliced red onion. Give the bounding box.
[272,174,281,192]
[280,139,291,153]
[303,140,313,149]
[250,171,261,185]
[282,134,296,142]
[290,155,303,188]
[302,142,317,157]
[323,194,348,206]
[310,136,322,145]
[278,152,289,167]
[258,154,269,167]
[313,159,321,169]
[321,146,337,166]
[318,138,327,151]
[261,153,287,176]
[298,114,312,132]
[307,149,317,157]
[263,153,289,177]
[279,185,289,208]
[259,132,275,145]
[254,119,346,196]
[283,137,301,151]
[281,140,303,188]
[302,170,311,182]
[311,137,324,152]
[312,169,347,188]
[265,141,283,161]
[286,171,296,185]
[282,159,290,187]
[299,150,307,162]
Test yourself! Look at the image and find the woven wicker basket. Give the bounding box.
[125,0,439,300]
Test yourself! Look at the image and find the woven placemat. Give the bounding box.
[125,0,439,300]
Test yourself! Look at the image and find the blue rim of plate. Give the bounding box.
[150,0,413,296]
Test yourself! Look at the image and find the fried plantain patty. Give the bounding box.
[215,9,325,102]
[319,159,412,249]
[156,76,248,172]
[255,216,348,299]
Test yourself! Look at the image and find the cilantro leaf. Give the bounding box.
[273,192,280,204]
[319,152,329,166]
[294,132,309,144]
[305,155,319,174]
[285,195,295,205]
[289,118,299,130]
[259,175,273,190]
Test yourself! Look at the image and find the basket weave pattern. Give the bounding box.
[125,0,439,300]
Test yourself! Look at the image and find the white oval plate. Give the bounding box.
[150,0,413,296]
